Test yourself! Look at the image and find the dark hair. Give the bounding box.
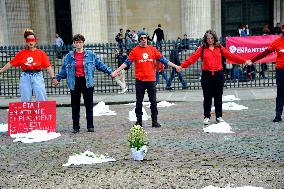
[202,29,219,48]
[24,29,36,39]
[158,24,161,27]
[73,34,85,42]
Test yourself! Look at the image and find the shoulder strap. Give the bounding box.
[201,45,205,61]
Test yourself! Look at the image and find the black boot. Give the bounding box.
[273,115,282,122]
[152,115,161,128]
[135,116,142,126]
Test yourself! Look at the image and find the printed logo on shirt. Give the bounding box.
[138,53,153,63]
[24,57,36,66]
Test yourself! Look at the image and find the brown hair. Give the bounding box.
[24,29,36,39]
[73,34,85,42]
[202,29,220,48]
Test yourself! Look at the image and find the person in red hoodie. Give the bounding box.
[112,31,179,127]
[251,24,284,122]
[176,29,251,125]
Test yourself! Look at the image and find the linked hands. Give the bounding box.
[245,60,252,66]
[111,70,120,78]
[175,66,183,72]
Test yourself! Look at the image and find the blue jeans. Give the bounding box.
[156,71,168,84]
[166,68,187,87]
[19,72,47,102]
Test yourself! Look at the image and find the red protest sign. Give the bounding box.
[226,35,280,63]
[8,101,56,136]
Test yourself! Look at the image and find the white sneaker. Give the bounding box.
[203,117,210,125]
[121,87,128,94]
[216,117,225,123]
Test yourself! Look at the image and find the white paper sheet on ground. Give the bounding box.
[222,95,240,101]
[125,102,151,106]
[203,185,263,189]
[62,150,116,166]
[146,101,175,108]
[129,107,149,122]
[211,102,248,111]
[203,122,234,133]
[11,130,61,143]
[0,123,8,133]
[93,101,116,116]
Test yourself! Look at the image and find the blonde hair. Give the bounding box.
[24,29,36,39]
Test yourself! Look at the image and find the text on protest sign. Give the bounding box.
[226,35,280,63]
[8,101,56,136]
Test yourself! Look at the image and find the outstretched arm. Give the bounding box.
[0,62,12,73]
[251,49,273,63]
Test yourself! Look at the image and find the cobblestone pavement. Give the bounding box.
[0,98,283,188]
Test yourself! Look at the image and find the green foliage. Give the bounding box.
[128,125,148,151]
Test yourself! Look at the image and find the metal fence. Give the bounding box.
[0,40,276,97]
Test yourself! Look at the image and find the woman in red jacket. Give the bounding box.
[176,30,251,125]
[251,24,284,122]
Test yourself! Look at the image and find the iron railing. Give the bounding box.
[0,40,276,97]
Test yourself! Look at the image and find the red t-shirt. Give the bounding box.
[74,51,85,76]
[181,46,246,70]
[9,49,50,71]
[128,45,162,81]
[268,36,284,69]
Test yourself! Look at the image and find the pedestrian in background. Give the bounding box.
[155,60,168,85]
[152,24,165,50]
[176,29,252,125]
[55,33,64,59]
[115,49,128,94]
[112,31,180,128]
[55,34,115,133]
[166,43,189,90]
[0,29,56,102]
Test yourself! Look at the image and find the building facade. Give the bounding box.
[0,0,283,45]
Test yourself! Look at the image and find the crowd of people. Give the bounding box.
[0,23,283,134]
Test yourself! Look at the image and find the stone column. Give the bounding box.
[0,0,9,45]
[107,0,121,42]
[4,0,31,45]
[181,0,221,38]
[70,0,108,43]
[29,0,56,45]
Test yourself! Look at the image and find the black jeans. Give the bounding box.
[201,70,225,119]
[135,79,158,118]
[70,76,94,130]
[276,69,284,117]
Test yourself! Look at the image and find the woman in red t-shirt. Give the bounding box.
[176,29,251,125]
[0,29,56,102]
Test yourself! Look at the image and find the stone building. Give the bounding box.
[0,0,283,45]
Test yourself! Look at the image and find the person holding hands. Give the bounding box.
[176,30,252,125]
[112,31,180,128]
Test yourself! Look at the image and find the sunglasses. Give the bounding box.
[25,38,37,43]
[139,37,147,40]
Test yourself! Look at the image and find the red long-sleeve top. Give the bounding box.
[181,45,246,71]
[251,36,284,69]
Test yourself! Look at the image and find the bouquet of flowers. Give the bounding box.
[128,125,148,160]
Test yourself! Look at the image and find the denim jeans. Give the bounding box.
[166,68,187,87]
[156,71,168,84]
[19,71,47,102]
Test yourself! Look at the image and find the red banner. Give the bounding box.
[8,101,56,136]
[226,35,280,63]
